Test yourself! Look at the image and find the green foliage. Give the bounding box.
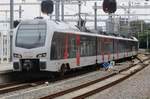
[139,31,150,49]
[130,20,150,49]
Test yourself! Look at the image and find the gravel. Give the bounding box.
[0,60,138,99]
[87,64,150,99]
[0,69,111,99]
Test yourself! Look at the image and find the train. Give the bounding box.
[13,19,138,74]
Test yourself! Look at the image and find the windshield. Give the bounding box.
[16,23,46,49]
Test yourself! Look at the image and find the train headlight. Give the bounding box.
[36,53,47,58]
[13,53,22,58]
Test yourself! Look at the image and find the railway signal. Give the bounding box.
[102,0,117,14]
[102,0,117,34]
[41,0,54,15]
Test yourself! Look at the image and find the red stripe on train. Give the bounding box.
[76,34,80,65]
[108,51,110,61]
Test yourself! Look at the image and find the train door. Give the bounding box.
[102,38,113,62]
[79,35,96,66]
[114,39,119,60]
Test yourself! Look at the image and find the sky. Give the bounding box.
[0,0,150,30]
[0,0,150,19]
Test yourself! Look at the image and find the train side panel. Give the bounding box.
[47,32,138,72]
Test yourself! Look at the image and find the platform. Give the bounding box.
[0,63,13,74]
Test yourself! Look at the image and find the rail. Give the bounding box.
[40,57,150,99]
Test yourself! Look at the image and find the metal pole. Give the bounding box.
[118,16,121,36]
[108,13,113,34]
[39,3,41,17]
[10,0,14,62]
[138,21,143,49]
[19,5,22,20]
[94,2,97,30]
[147,31,149,52]
[61,0,64,21]
[128,0,131,36]
[49,14,52,20]
[78,0,81,30]
[141,21,143,32]
[55,0,60,21]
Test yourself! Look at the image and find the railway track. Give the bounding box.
[0,55,148,98]
[0,80,46,95]
[40,57,150,99]
[0,64,98,95]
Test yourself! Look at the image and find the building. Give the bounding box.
[106,17,132,37]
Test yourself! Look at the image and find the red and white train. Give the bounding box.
[13,19,138,73]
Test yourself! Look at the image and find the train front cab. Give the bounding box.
[13,20,48,72]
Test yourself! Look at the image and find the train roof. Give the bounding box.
[59,30,138,42]
[20,19,138,42]
[20,19,46,25]
[20,19,79,31]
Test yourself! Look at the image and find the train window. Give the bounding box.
[80,36,86,57]
[51,41,57,59]
[50,32,65,60]
[68,34,76,58]
[114,39,118,53]
[16,23,46,49]
[80,35,96,57]
[102,38,113,54]
[97,38,101,55]
[118,40,125,53]
[50,33,135,60]
[50,32,98,60]
[109,39,113,53]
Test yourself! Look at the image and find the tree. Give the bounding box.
[130,20,150,49]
